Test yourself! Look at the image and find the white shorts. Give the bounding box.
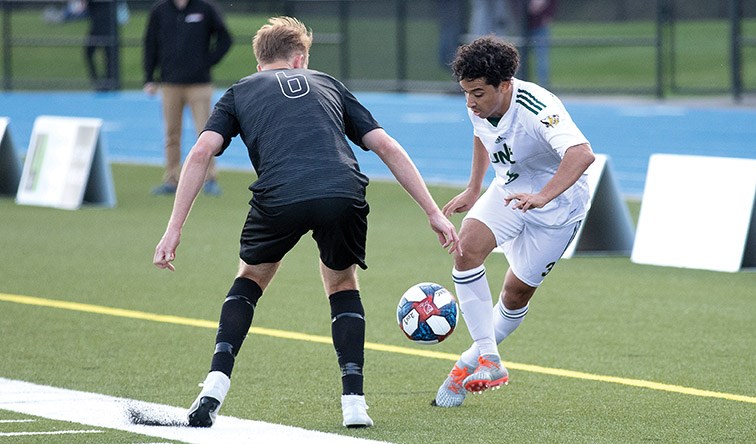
[465,182,582,287]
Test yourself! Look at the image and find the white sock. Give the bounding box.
[452,265,498,358]
[494,300,529,343]
[459,301,529,365]
[459,344,480,367]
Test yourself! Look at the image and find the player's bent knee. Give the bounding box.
[236,261,280,290]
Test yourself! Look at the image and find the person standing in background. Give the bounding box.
[44,0,88,24]
[84,0,118,91]
[143,0,232,196]
[522,0,557,87]
[468,0,510,40]
[437,0,466,68]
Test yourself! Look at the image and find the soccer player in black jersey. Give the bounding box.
[153,16,459,428]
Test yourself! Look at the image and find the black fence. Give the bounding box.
[1,0,753,100]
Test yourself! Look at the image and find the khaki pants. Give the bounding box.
[160,83,217,185]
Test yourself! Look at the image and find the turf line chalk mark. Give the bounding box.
[0,430,104,437]
[1,292,754,405]
[0,378,386,444]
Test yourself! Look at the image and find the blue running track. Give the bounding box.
[1,90,754,197]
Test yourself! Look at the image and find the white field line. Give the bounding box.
[0,378,388,444]
[0,430,104,437]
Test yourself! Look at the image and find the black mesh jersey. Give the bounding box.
[204,68,381,207]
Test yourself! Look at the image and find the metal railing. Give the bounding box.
[0,0,752,99]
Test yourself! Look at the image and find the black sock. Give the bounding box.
[210,277,263,377]
[329,290,365,396]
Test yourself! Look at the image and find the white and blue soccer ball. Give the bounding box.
[397,282,458,344]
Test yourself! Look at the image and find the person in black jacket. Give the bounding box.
[143,0,231,196]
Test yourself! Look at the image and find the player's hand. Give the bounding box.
[143,82,158,96]
[504,192,548,212]
[442,188,478,218]
[153,229,180,271]
[429,212,461,255]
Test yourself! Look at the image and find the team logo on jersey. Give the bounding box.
[540,114,560,128]
[276,71,310,99]
[491,143,515,165]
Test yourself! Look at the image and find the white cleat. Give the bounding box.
[341,394,374,428]
[187,371,230,427]
[432,360,476,408]
[462,355,509,393]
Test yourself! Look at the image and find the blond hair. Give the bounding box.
[253,16,313,65]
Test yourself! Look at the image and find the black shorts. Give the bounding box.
[240,197,369,270]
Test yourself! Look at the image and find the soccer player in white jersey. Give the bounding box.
[433,36,595,407]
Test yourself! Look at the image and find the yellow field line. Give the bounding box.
[1,292,754,405]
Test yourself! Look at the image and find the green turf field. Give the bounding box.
[1,9,754,94]
[0,164,754,443]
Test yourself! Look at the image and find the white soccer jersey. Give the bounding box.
[469,78,591,227]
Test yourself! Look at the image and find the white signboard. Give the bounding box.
[16,116,116,210]
[0,117,22,195]
[494,154,635,259]
[631,154,756,272]
[563,154,635,258]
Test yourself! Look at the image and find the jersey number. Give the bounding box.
[276,71,310,99]
[541,261,556,277]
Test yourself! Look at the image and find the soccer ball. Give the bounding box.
[397,282,458,344]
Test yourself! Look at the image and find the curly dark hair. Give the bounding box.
[451,36,520,86]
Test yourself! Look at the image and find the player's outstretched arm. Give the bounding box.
[362,128,460,254]
[443,136,489,217]
[153,131,225,271]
